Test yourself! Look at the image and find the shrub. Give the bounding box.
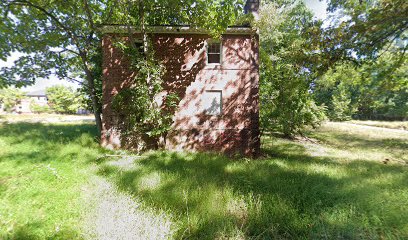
[30,102,51,114]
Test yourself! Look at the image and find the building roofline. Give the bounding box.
[26,90,46,97]
[99,25,257,35]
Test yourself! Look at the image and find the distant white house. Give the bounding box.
[1,89,91,114]
[18,90,48,113]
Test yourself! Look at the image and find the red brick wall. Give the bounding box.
[101,33,260,157]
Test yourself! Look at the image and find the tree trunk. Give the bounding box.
[80,52,102,136]
[87,73,103,136]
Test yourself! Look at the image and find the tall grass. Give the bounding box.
[0,122,105,239]
[97,122,408,239]
[1,121,407,239]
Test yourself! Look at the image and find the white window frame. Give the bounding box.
[206,40,222,65]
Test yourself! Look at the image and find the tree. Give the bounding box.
[46,85,82,114]
[313,62,360,120]
[30,101,51,113]
[257,0,326,137]
[314,49,408,121]
[0,87,25,112]
[322,0,407,61]
[0,0,118,134]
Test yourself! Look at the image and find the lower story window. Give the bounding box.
[203,90,222,115]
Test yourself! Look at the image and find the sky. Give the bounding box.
[305,0,328,20]
[0,0,328,93]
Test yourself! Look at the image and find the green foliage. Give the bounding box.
[0,87,24,112]
[46,85,83,114]
[29,101,50,114]
[258,0,326,137]
[330,87,356,121]
[111,0,244,36]
[79,47,103,113]
[112,45,179,150]
[314,51,408,121]
[0,0,113,131]
[260,52,326,136]
[314,63,360,121]
[0,0,105,87]
[325,0,408,59]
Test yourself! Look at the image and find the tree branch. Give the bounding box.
[6,0,83,51]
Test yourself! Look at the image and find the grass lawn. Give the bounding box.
[0,113,94,124]
[348,120,408,130]
[1,119,407,239]
[0,122,107,239]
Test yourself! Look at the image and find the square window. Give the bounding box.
[203,90,222,115]
[207,41,221,64]
[134,41,144,54]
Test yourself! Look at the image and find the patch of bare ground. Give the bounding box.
[81,174,175,240]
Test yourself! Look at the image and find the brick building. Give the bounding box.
[100,1,260,157]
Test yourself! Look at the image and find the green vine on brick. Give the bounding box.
[112,39,179,150]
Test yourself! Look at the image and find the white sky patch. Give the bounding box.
[305,0,328,20]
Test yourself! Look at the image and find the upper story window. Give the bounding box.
[134,40,144,54]
[207,41,222,64]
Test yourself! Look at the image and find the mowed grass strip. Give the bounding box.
[348,120,408,130]
[0,122,106,239]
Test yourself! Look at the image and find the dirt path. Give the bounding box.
[81,174,175,240]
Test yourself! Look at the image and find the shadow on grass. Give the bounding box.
[0,122,106,240]
[4,222,81,240]
[0,122,99,144]
[0,122,102,164]
[2,122,407,239]
[97,140,408,239]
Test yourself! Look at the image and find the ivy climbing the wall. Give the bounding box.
[111,39,179,151]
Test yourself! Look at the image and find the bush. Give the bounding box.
[46,85,84,114]
[30,102,51,114]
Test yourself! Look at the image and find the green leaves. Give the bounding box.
[325,0,408,59]
[0,0,101,87]
[111,44,177,149]
[0,87,25,112]
[314,51,408,121]
[258,0,326,137]
[46,85,84,114]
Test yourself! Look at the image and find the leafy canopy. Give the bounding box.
[258,0,326,136]
[324,0,408,59]
[46,85,84,114]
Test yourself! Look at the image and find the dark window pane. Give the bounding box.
[134,41,144,54]
[208,43,220,53]
[208,53,220,64]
